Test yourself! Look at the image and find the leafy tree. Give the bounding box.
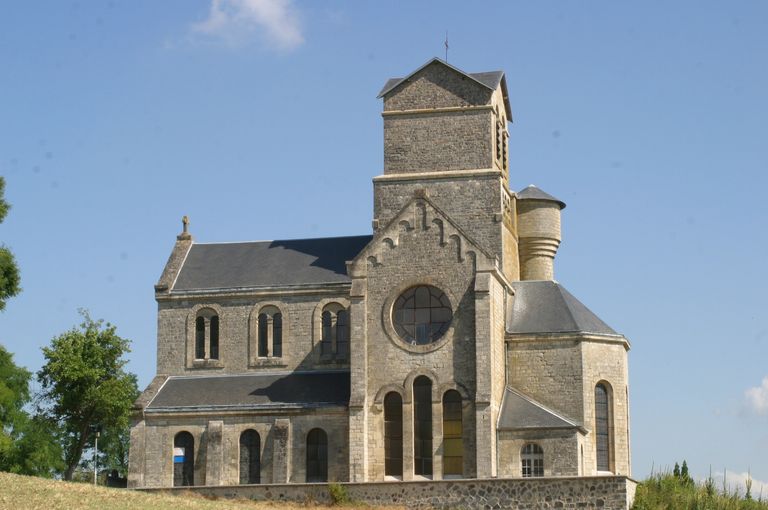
[0,344,31,467]
[0,344,62,476]
[36,311,138,481]
[0,176,21,311]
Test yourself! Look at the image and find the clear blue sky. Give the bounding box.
[1,0,767,489]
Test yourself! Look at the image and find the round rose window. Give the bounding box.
[392,285,453,345]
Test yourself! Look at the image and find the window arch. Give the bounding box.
[256,306,283,358]
[521,443,543,477]
[413,376,433,476]
[306,428,328,482]
[320,303,350,359]
[442,390,463,476]
[194,309,219,361]
[173,431,194,487]
[239,429,260,484]
[384,392,403,477]
[595,382,613,472]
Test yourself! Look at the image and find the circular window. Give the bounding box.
[392,285,453,345]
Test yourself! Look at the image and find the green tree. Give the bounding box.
[0,345,62,476]
[0,176,21,311]
[37,311,138,481]
[0,344,31,467]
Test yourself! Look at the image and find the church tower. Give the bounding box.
[373,58,519,281]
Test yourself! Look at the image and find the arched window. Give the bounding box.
[413,376,433,476]
[319,304,350,359]
[306,428,328,482]
[257,307,283,358]
[595,382,612,472]
[239,429,260,484]
[194,310,219,361]
[521,443,543,477]
[384,392,403,477]
[442,390,463,476]
[173,431,194,487]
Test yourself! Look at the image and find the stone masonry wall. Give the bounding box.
[142,476,637,510]
[155,289,352,376]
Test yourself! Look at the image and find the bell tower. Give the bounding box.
[373,58,519,280]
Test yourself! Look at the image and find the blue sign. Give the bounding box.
[173,447,185,464]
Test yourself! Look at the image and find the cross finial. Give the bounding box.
[444,31,449,62]
[177,215,192,240]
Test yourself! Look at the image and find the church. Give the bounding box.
[128,58,631,488]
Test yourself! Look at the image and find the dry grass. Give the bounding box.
[0,472,400,510]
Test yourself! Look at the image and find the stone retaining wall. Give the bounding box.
[140,475,637,510]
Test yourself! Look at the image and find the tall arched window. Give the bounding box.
[257,307,283,358]
[239,429,260,484]
[306,428,328,482]
[521,443,544,477]
[319,304,350,359]
[173,431,194,487]
[384,392,403,477]
[413,376,433,476]
[194,310,219,361]
[442,390,463,476]
[595,382,612,472]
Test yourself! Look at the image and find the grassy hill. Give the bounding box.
[0,472,397,510]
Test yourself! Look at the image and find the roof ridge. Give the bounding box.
[194,234,372,246]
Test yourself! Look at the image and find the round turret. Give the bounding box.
[516,185,566,280]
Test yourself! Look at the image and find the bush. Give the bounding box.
[328,482,351,505]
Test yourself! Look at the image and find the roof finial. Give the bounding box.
[444,31,449,62]
[177,215,192,241]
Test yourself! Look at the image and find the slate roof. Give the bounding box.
[172,235,372,291]
[498,386,581,430]
[377,58,512,119]
[146,371,350,412]
[516,185,566,209]
[507,281,618,336]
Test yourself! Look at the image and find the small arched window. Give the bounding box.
[521,443,543,477]
[442,390,463,476]
[413,376,433,476]
[306,428,328,482]
[595,382,612,472]
[384,392,403,477]
[173,431,195,486]
[319,304,350,359]
[194,310,219,361]
[239,429,260,484]
[257,307,283,358]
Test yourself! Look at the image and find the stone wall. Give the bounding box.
[141,476,637,510]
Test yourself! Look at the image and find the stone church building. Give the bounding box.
[128,58,631,488]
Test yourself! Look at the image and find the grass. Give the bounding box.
[0,472,402,510]
[633,468,768,510]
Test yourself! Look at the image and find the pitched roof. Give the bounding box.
[172,235,372,292]
[377,58,512,119]
[516,185,566,209]
[146,371,350,412]
[498,386,581,430]
[507,281,618,336]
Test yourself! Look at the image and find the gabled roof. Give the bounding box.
[516,185,566,210]
[507,281,619,336]
[172,235,371,292]
[498,386,582,431]
[377,58,512,119]
[146,371,350,412]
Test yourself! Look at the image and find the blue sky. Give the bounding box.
[1,0,767,489]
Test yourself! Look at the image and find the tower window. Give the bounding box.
[442,390,463,476]
[392,286,452,345]
[521,443,544,477]
[595,382,613,472]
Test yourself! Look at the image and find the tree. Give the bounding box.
[0,344,62,476]
[36,311,138,481]
[0,344,31,467]
[0,176,21,311]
